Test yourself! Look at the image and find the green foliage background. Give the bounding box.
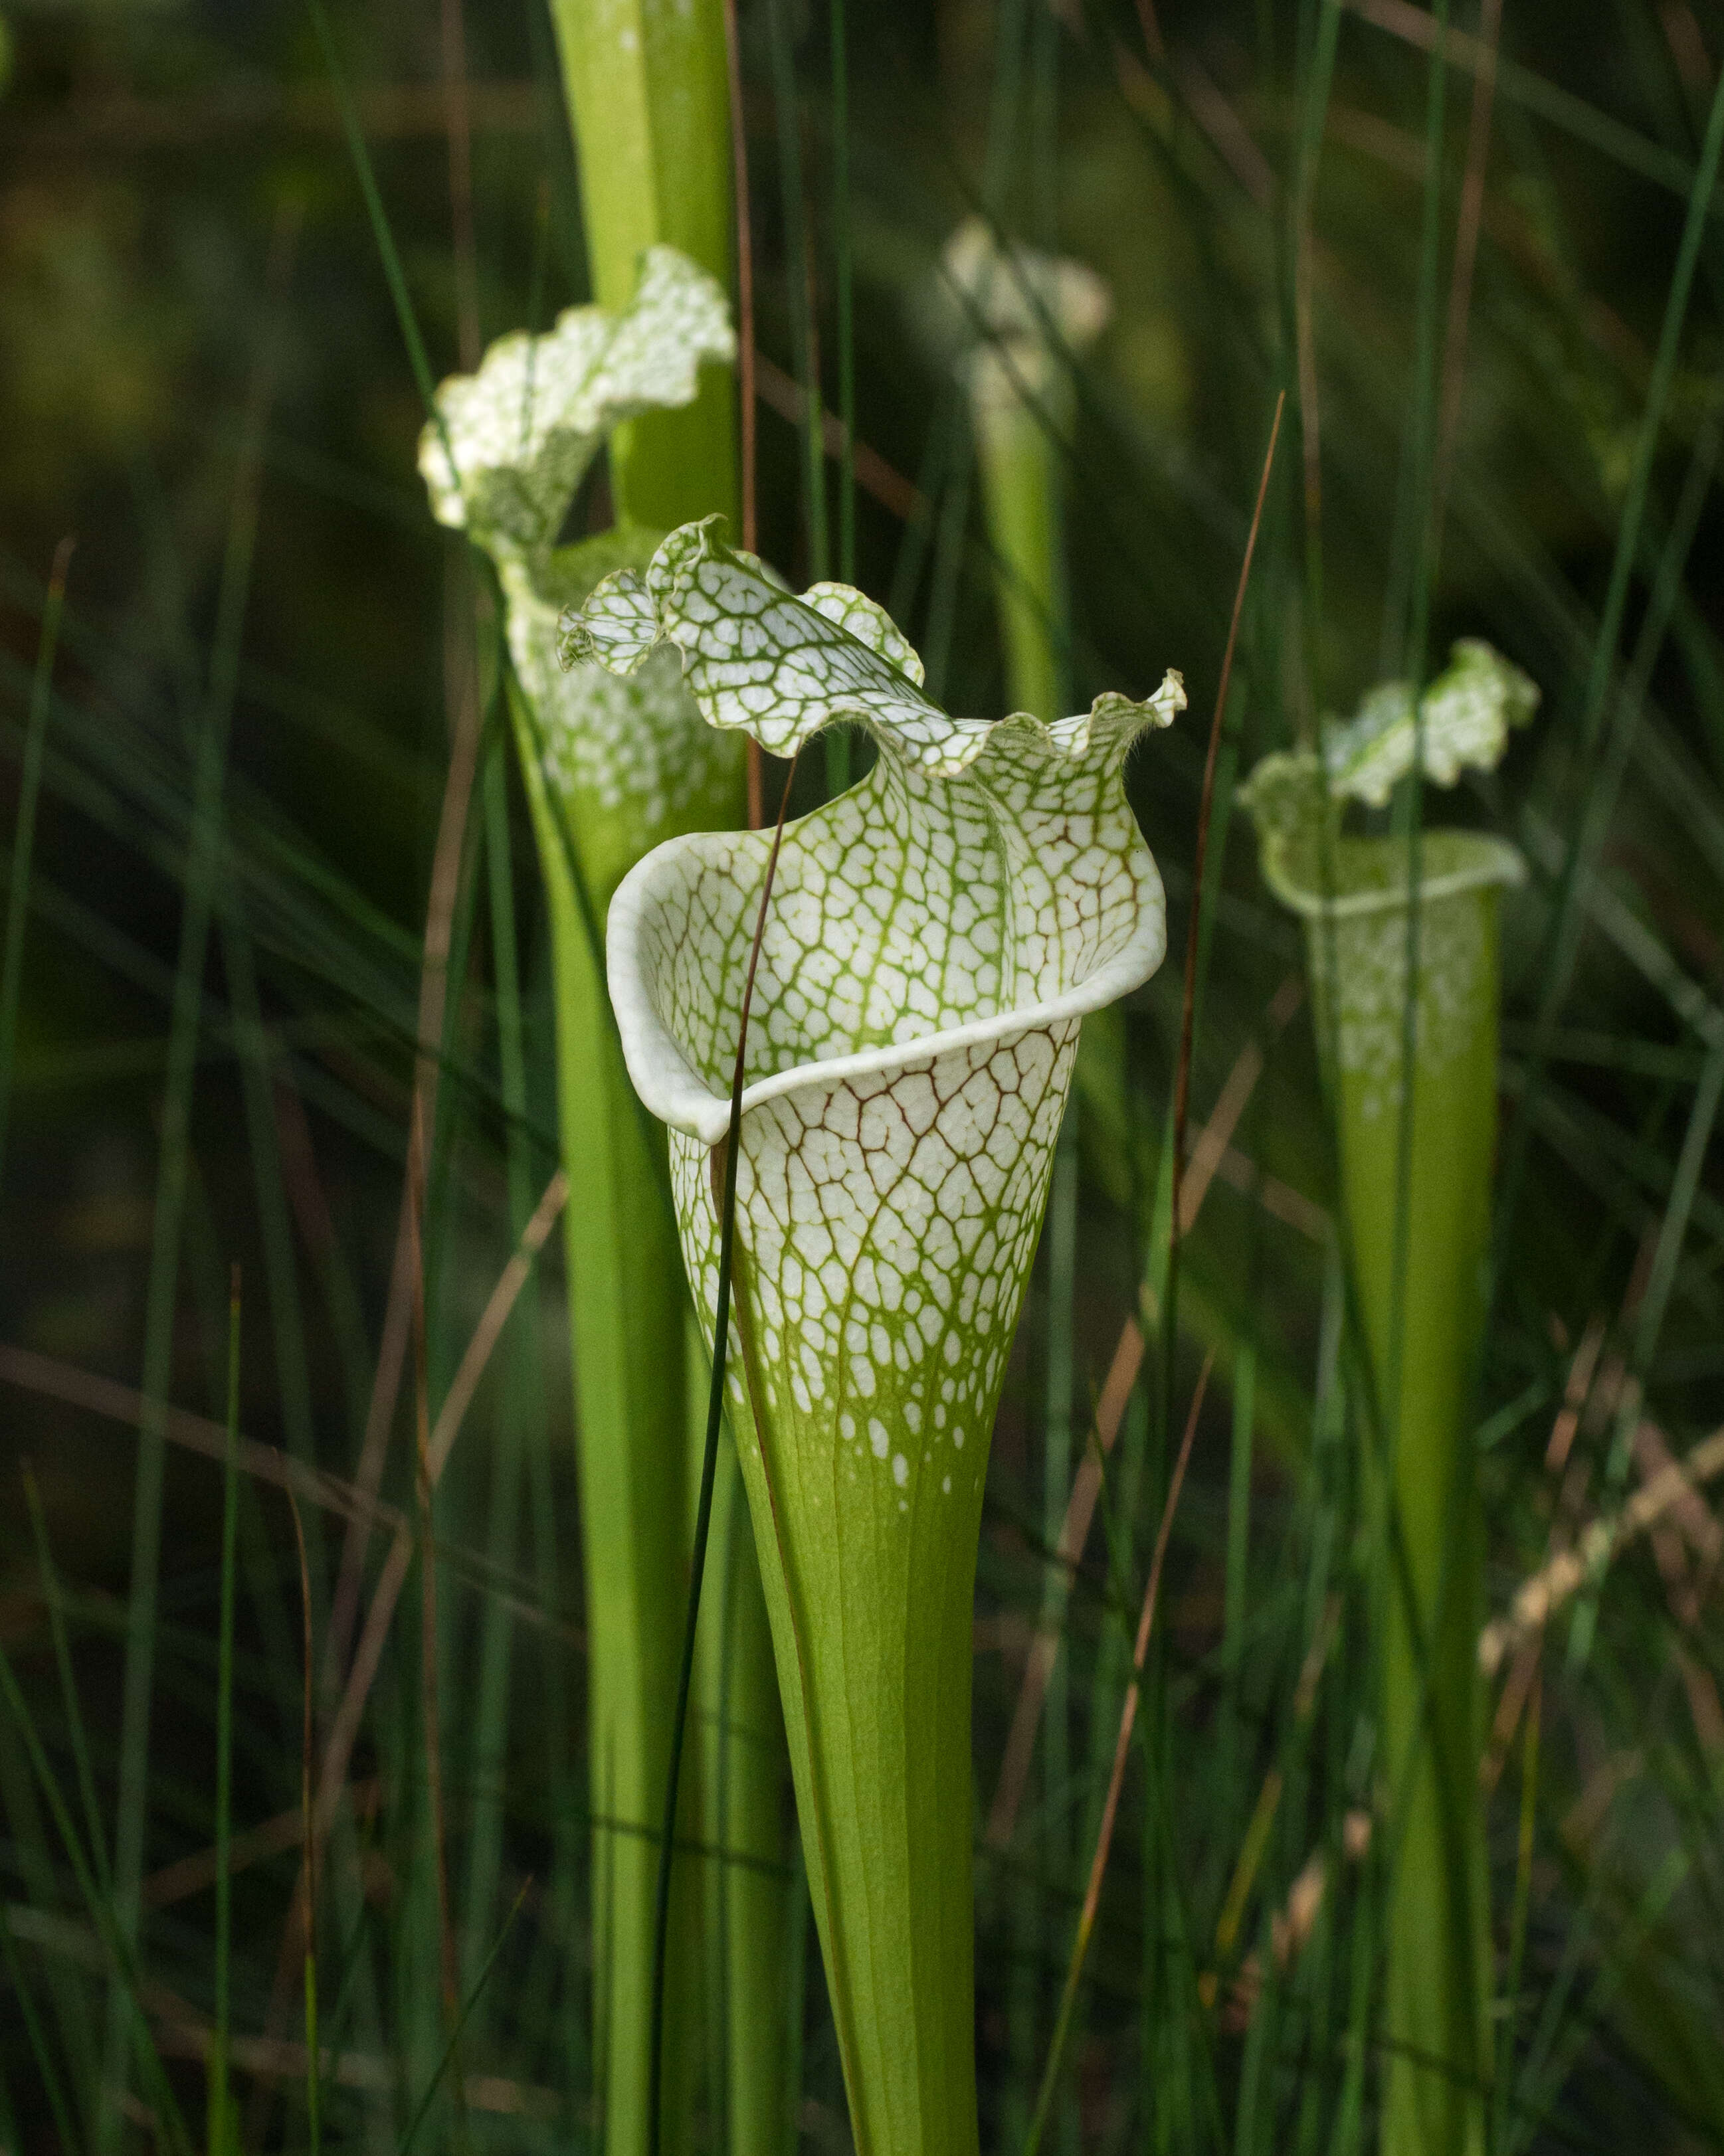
[0,0,1722,2149]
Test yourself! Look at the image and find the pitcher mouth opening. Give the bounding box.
[606,847,1166,1149]
[1260,830,1527,926]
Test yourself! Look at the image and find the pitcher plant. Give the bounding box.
[1242,638,1537,2156]
[565,516,1183,2155]
[421,246,784,2156]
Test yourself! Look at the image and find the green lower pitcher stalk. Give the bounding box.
[973,385,1063,725]
[509,674,706,2143]
[1300,838,1513,2156]
[1241,640,1538,2156]
[539,21,794,2145]
[547,0,735,536]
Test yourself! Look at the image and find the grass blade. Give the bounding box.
[647,751,799,2156]
[0,534,73,1193]
[1023,1358,1210,2156]
[0,1906,82,2156]
[211,1269,242,2156]
[397,1881,532,2155]
[0,1636,195,2156]
[102,209,296,2149]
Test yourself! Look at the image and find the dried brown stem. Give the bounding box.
[1480,1418,1724,1680]
[1084,1354,1209,1922]
[314,1165,567,1848]
[1433,0,1503,543]
[441,0,481,371]
[142,1785,379,1912]
[754,355,922,519]
[250,1160,564,2123]
[1023,1356,1212,2149]
[407,1098,462,2052]
[324,612,484,1698]
[0,1343,404,1536]
[426,1170,569,1478]
[284,1491,318,2005]
[18,80,544,154]
[1169,395,1285,1255]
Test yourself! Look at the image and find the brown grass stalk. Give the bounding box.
[1169,393,1285,1263]
[1434,0,1503,543]
[1022,1355,1212,2155]
[324,633,484,1699]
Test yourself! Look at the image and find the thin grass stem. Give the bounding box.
[284,1491,320,2153]
[211,1269,241,2156]
[0,534,72,1196]
[767,0,829,590]
[21,1470,111,1904]
[830,0,855,588]
[1219,1342,1257,1801]
[1496,47,1724,1284]
[102,211,295,2148]
[398,1882,532,2155]
[646,751,800,2156]
[1166,393,1284,1457]
[456,741,542,2015]
[0,1637,195,2156]
[1024,1356,1211,2156]
[439,0,480,372]
[1040,1109,1080,2141]
[0,1909,82,2156]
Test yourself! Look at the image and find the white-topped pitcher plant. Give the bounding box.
[1241,639,1538,2156]
[563,515,1185,2153]
[938,215,1111,727]
[421,248,789,2156]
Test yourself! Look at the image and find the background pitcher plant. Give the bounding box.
[566,515,1183,2154]
[420,252,787,2156]
[1242,640,1537,2156]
